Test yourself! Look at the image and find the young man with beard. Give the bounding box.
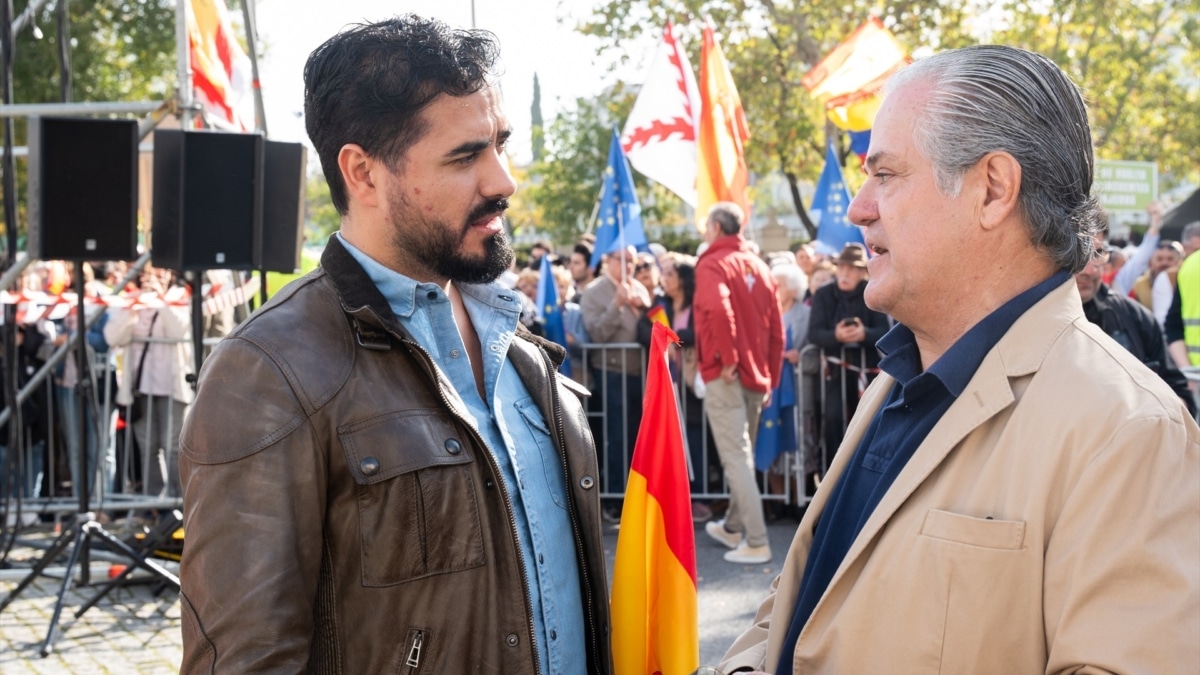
[177,16,610,675]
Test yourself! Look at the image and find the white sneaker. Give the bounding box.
[705,519,742,549]
[724,541,772,564]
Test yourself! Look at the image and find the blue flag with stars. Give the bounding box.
[535,255,572,377]
[592,127,648,268]
[812,144,865,253]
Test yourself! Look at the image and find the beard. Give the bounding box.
[388,194,515,285]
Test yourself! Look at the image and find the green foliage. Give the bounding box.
[994,0,1200,187]
[568,0,1200,222]
[12,0,177,106]
[525,82,687,247]
[305,171,339,245]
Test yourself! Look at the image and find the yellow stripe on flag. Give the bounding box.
[611,322,698,675]
[611,472,699,675]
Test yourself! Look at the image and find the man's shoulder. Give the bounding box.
[1029,318,1190,424]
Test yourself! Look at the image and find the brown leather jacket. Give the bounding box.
[178,238,612,674]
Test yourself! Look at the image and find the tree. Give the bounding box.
[572,0,1200,232]
[576,1,972,240]
[995,0,1200,186]
[526,82,689,248]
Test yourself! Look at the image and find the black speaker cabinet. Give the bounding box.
[261,141,307,273]
[27,116,139,261]
[151,129,263,270]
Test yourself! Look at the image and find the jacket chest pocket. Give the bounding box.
[339,410,486,586]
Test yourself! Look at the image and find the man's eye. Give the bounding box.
[874,172,893,183]
[455,154,477,165]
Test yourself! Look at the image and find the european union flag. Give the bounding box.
[754,325,798,472]
[535,255,572,377]
[592,127,648,268]
[812,144,865,253]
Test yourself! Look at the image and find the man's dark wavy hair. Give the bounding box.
[303,14,501,215]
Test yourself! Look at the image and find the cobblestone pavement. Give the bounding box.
[1,518,802,672]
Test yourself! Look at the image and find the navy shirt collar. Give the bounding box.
[877,269,1071,397]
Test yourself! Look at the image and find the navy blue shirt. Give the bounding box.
[775,271,1069,675]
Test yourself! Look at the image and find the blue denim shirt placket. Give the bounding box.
[339,236,586,675]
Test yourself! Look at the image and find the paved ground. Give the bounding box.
[0,516,803,673]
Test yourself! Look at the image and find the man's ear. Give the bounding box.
[338,144,381,209]
[978,151,1021,231]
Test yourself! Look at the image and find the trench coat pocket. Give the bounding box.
[339,410,485,586]
[919,509,1026,550]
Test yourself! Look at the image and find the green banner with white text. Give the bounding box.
[1094,160,1157,212]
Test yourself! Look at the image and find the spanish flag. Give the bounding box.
[611,322,698,675]
[646,304,670,328]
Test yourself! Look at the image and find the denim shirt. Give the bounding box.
[340,235,585,675]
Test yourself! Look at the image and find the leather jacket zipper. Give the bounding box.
[540,347,601,675]
[397,335,542,675]
[403,629,424,673]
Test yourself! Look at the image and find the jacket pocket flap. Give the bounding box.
[920,509,1026,550]
[339,410,471,485]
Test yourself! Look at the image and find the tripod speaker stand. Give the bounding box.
[0,268,180,656]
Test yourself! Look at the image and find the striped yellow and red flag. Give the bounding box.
[611,322,698,675]
[646,304,670,328]
[187,0,253,130]
[695,19,750,232]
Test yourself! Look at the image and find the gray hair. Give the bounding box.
[707,202,745,236]
[772,263,808,298]
[885,45,1102,273]
[1182,221,1200,242]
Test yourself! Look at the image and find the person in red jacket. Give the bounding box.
[695,202,785,564]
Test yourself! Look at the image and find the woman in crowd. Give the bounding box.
[637,252,716,521]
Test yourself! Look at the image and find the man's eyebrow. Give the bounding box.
[864,151,893,170]
[446,128,513,158]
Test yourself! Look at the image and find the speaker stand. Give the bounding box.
[0,268,180,656]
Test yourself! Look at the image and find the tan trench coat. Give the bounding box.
[721,280,1200,674]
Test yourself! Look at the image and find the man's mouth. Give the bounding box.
[868,243,888,256]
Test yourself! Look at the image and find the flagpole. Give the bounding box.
[239,0,268,135]
[176,0,192,128]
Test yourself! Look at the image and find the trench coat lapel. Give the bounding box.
[805,280,1083,633]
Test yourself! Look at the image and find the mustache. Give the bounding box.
[464,198,510,230]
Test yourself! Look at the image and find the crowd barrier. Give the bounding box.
[2,285,872,537]
[576,342,870,508]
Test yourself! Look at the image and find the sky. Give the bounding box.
[251,0,657,167]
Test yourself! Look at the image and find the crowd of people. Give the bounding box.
[5,14,1194,674]
[0,260,245,525]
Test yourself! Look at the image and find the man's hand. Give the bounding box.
[721,363,738,382]
[834,318,866,344]
[783,348,800,364]
[1147,200,1163,234]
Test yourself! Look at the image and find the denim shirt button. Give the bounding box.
[359,457,380,476]
[444,438,463,455]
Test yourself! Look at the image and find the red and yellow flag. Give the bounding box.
[187,0,253,130]
[695,21,750,232]
[646,304,670,328]
[611,322,698,675]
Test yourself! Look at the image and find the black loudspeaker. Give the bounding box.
[151,129,263,270]
[261,141,307,273]
[27,116,139,261]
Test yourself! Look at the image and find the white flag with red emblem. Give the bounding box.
[620,23,700,207]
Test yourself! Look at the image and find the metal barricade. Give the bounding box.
[579,341,801,508]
